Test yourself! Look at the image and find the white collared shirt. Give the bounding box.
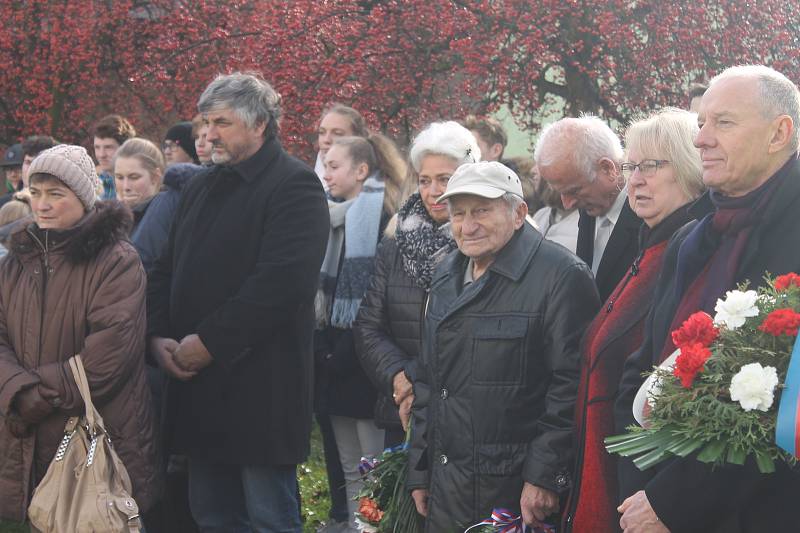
[591,189,627,274]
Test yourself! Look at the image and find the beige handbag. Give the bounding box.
[28,355,142,533]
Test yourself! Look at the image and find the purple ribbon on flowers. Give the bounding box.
[358,456,380,476]
[464,508,556,533]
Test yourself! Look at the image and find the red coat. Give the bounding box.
[564,206,693,533]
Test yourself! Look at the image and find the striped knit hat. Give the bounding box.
[28,144,99,210]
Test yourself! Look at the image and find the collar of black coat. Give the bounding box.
[10,200,132,263]
[688,152,800,223]
[225,136,281,183]
[433,222,542,286]
[639,201,696,250]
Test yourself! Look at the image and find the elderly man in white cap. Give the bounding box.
[406,161,600,532]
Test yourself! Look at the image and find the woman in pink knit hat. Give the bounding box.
[0,144,160,525]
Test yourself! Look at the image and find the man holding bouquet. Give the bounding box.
[616,65,800,532]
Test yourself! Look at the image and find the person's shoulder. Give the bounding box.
[275,151,319,184]
[536,236,585,269]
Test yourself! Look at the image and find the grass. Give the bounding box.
[0,423,334,533]
[300,422,334,532]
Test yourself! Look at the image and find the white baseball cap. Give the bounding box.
[437,161,523,202]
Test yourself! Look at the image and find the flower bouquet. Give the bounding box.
[354,442,423,533]
[605,273,800,474]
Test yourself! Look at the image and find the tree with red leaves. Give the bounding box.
[1,1,799,159]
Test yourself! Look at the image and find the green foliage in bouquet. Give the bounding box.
[355,440,423,533]
[606,274,800,474]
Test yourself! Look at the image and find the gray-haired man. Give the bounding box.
[407,162,599,531]
[147,72,329,531]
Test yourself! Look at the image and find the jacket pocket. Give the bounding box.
[476,442,529,475]
[475,442,527,518]
[471,316,528,385]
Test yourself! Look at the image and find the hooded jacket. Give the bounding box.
[0,202,160,521]
[131,162,203,273]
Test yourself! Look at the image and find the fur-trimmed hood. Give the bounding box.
[10,201,133,264]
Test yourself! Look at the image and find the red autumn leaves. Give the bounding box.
[3,1,800,159]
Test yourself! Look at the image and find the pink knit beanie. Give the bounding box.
[28,144,99,210]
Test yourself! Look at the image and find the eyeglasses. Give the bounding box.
[620,159,670,179]
[162,140,180,152]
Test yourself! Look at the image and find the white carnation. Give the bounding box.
[729,363,779,412]
[714,290,759,330]
[355,517,378,532]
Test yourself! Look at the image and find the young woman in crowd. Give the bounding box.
[314,132,406,532]
[315,104,369,187]
[113,137,166,229]
[355,121,481,448]
[564,108,705,533]
[313,102,371,533]
[0,145,159,523]
[162,121,199,165]
[192,114,213,166]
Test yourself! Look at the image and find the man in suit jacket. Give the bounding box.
[534,116,641,301]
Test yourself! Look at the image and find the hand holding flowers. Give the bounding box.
[606,274,800,474]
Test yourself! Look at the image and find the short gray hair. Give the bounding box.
[197,72,282,140]
[501,192,525,213]
[409,121,481,173]
[534,115,623,182]
[710,65,800,152]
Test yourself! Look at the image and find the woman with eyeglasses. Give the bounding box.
[162,121,199,165]
[564,108,705,533]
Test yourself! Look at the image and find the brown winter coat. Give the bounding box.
[0,202,160,521]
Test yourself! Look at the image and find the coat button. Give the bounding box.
[440,388,448,400]
[439,454,448,465]
[555,473,569,488]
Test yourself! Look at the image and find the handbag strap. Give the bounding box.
[68,355,102,433]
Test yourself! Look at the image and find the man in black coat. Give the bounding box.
[147,72,329,531]
[408,162,599,532]
[615,65,800,533]
[534,116,641,302]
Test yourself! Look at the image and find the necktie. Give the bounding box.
[576,209,595,266]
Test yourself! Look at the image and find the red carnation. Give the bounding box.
[673,342,712,388]
[359,497,384,523]
[671,312,719,349]
[774,273,800,291]
[758,308,800,337]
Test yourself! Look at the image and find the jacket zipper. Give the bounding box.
[604,249,644,313]
[27,229,49,367]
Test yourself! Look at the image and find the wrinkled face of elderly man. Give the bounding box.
[448,194,527,270]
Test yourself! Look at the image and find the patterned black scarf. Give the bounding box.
[395,192,456,289]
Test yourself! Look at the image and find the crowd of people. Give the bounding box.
[0,63,798,533]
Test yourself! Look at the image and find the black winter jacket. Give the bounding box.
[354,236,425,429]
[147,138,329,466]
[409,224,600,532]
[616,155,800,533]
